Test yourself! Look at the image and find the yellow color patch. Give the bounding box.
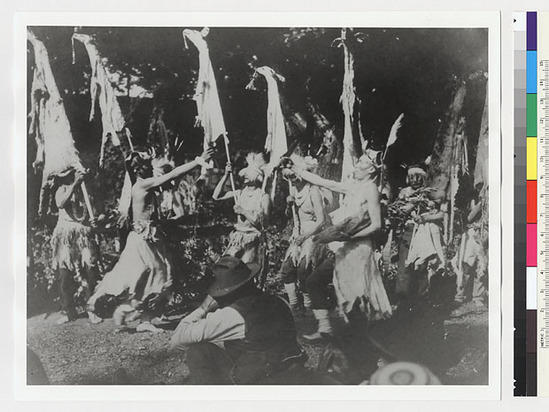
[527,137,537,180]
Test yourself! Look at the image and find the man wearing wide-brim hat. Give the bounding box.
[170,256,311,384]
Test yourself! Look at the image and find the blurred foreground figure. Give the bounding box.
[170,256,326,385]
[368,361,441,385]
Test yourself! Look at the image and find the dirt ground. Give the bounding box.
[27,309,333,385]
[27,278,489,386]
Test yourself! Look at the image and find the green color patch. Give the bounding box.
[527,93,537,137]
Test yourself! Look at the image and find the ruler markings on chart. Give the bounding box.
[540,62,549,333]
[538,12,549,395]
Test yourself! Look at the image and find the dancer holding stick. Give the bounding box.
[183,28,237,198]
[284,151,393,339]
[213,153,270,281]
[87,147,213,332]
[278,155,328,315]
[50,167,101,324]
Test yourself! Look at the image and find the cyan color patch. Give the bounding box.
[527,50,537,93]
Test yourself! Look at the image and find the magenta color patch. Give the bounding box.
[527,223,537,267]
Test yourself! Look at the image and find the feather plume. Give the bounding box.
[386,113,404,150]
[152,157,175,177]
[245,152,267,170]
[288,154,318,173]
[382,113,404,161]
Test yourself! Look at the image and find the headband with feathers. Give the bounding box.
[239,152,267,182]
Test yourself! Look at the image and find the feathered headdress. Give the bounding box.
[280,154,318,180]
[239,152,267,183]
[124,150,154,182]
[280,154,334,210]
[293,154,318,172]
[151,156,175,177]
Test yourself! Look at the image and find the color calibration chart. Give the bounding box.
[515,11,549,397]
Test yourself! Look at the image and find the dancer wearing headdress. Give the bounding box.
[393,165,446,302]
[286,151,393,339]
[213,152,271,277]
[87,147,213,331]
[49,167,100,324]
[278,155,329,313]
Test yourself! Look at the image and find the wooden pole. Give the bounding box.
[382,145,389,162]
[288,180,300,234]
[80,182,94,219]
[125,127,134,152]
[449,166,456,242]
[222,134,238,202]
[270,169,278,200]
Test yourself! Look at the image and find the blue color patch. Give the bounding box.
[527,50,537,94]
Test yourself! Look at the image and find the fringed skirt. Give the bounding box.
[87,224,172,310]
[224,230,265,265]
[405,222,446,270]
[332,238,392,321]
[284,237,326,270]
[51,219,96,272]
[284,220,326,270]
[224,229,268,285]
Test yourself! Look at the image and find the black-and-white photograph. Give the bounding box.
[21,16,498,391]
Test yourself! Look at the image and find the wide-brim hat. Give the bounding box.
[208,256,261,298]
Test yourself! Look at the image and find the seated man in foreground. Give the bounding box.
[170,256,310,385]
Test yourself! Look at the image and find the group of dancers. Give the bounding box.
[48,139,488,338]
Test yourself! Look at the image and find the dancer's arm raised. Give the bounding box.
[289,161,348,195]
[213,163,236,201]
[139,147,213,191]
[55,170,85,209]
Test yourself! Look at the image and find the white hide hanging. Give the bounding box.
[28,30,83,212]
[256,66,289,175]
[72,33,125,166]
[183,28,227,166]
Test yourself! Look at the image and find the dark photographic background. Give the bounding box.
[27,26,488,220]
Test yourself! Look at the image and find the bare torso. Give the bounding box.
[235,186,266,232]
[56,185,87,223]
[294,183,318,224]
[131,182,157,222]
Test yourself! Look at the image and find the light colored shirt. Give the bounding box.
[170,306,246,352]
